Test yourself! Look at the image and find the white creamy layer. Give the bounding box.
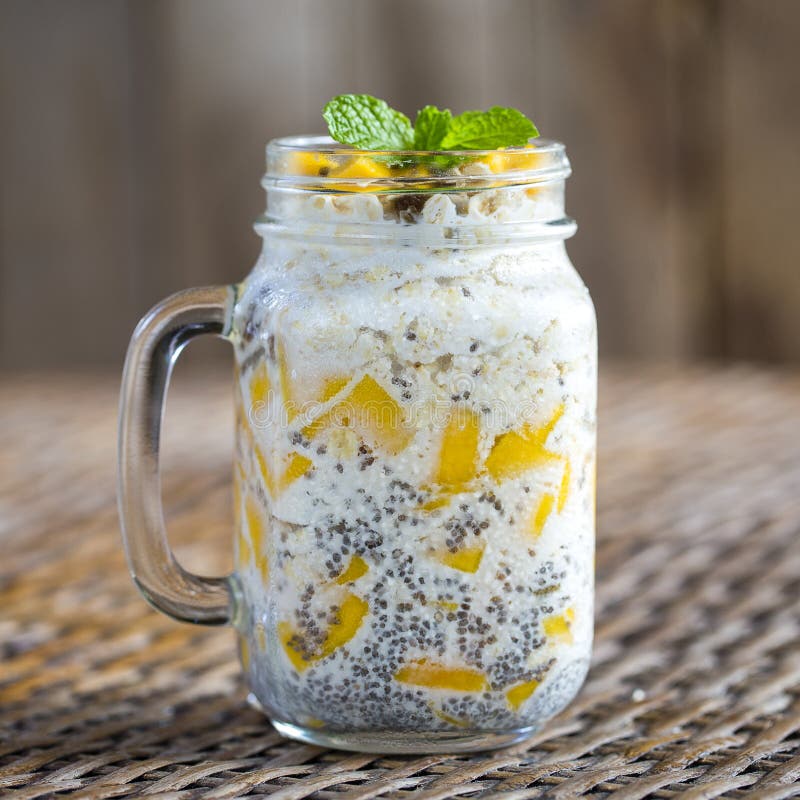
[232,186,596,732]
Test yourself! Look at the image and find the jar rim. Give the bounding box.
[267,134,567,159]
[264,135,571,192]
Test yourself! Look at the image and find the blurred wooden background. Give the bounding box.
[1,0,798,369]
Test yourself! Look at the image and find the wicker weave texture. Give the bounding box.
[1,366,800,799]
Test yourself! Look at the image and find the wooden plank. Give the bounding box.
[124,0,186,311]
[2,0,799,367]
[0,0,137,368]
[721,0,800,361]
[359,0,548,118]
[356,0,493,113]
[157,0,307,292]
[668,0,727,358]
[538,0,701,359]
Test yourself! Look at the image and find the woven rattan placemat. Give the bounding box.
[2,365,800,799]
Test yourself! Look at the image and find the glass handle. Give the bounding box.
[118,285,236,625]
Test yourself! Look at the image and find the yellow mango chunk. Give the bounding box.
[250,363,271,407]
[320,376,349,403]
[437,545,485,573]
[531,493,555,539]
[279,452,313,490]
[432,410,481,487]
[300,376,350,439]
[236,528,252,571]
[304,374,411,454]
[557,459,571,513]
[420,418,483,510]
[431,706,470,727]
[485,404,564,482]
[278,622,310,672]
[419,493,453,511]
[543,611,574,644]
[330,155,393,181]
[245,495,267,555]
[346,374,411,453]
[287,151,337,177]
[245,495,269,580]
[276,339,297,422]
[279,593,369,673]
[254,446,277,496]
[320,593,369,657]
[432,600,459,612]
[347,373,397,408]
[234,464,250,570]
[257,555,269,582]
[238,636,250,671]
[255,448,313,497]
[483,146,544,174]
[335,555,369,585]
[395,658,488,692]
[301,412,328,441]
[506,678,540,710]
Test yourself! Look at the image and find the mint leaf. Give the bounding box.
[440,106,539,150]
[413,105,452,150]
[322,95,540,154]
[323,94,414,150]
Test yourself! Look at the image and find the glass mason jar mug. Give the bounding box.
[118,137,597,753]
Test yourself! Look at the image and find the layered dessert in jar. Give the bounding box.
[231,139,596,745]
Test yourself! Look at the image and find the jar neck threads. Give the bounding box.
[256,136,575,245]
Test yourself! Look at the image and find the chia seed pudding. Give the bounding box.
[231,138,596,742]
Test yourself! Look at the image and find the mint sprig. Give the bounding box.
[413,105,452,150]
[322,95,414,151]
[441,107,538,149]
[323,94,539,151]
